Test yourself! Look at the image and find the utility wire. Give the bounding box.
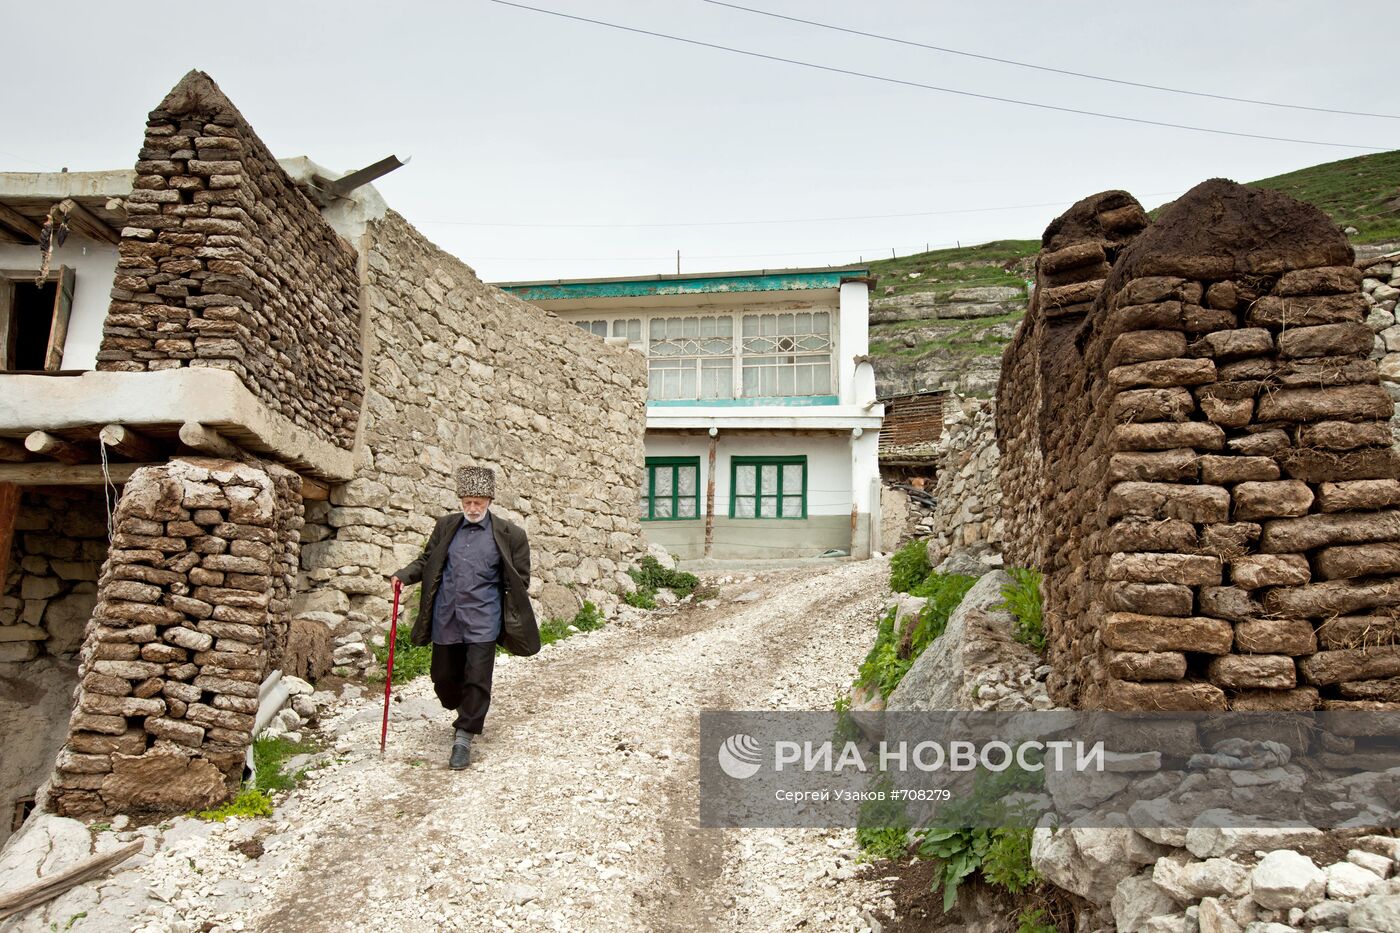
[422,191,1182,229]
[482,0,1391,151]
[699,0,1400,121]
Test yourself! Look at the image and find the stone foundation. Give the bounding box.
[47,458,302,817]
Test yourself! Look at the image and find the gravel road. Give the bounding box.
[53,558,899,932]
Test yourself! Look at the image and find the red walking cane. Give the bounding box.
[380,577,403,755]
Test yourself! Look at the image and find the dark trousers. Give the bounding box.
[430,641,497,734]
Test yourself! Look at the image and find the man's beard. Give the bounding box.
[462,508,487,523]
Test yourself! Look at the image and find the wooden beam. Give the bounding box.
[0,483,18,593]
[99,424,162,461]
[59,199,120,246]
[0,462,149,486]
[299,476,330,501]
[24,431,88,465]
[0,202,40,242]
[178,421,242,458]
[0,438,25,462]
[0,841,142,920]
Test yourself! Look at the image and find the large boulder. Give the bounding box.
[886,570,1039,712]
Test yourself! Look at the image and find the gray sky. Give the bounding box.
[2,1,1395,282]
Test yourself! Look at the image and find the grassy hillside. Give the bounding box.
[1246,150,1400,244]
[865,150,1400,395]
[867,239,1038,300]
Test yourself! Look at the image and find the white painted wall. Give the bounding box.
[643,432,853,517]
[837,280,870,405]
[0,239,117,370]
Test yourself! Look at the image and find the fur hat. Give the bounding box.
[455,466,495,499]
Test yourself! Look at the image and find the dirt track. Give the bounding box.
[224,560,897,931]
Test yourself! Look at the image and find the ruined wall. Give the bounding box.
[48,458,302,817]
[96,70,362,450]
[923,397,1003,566]
[292,211,648,664]
[999,179,1400,711]
[1,490,107,660]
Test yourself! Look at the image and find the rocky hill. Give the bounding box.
[867,150,1400,397]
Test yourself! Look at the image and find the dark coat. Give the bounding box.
[392,510,540,656]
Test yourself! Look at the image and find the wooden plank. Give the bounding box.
[60,199,120,246]
[299,475,330,501]
[0,276,13,370]
[0,462,148,485]
[44,265,74,371]
[0,439,25,462]
[178,422,242,458]
[99,424,162,461]
[24,431,89,465]
[0,841,142,920]
[0,202,40,242]
[0,482,18,595]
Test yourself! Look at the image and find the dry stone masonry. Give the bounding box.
[292,210,649,660]
[48,458,302,818]
[96,71,363,449]
[998,179,1400,712]
[1,490,107,661]
[921,396,1003,567]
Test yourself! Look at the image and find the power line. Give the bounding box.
[482,0,1392,151]
[699,0,1400,121]
[421,191,1183,229]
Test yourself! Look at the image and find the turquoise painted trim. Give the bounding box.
[502,270,866,302]
[647,395,839,408]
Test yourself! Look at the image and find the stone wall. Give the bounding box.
[923,396,1003,567]
[96,71,362,450]
[998,178,1400,711]
[292,210,649,664]
[47,458,303,817]
[1360,248,1400,443]
[1,490,106,661]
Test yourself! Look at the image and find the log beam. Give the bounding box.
[0,438,26,462]
[59,199,120,246]
[24,431,88,465]
[178,422,242,458]
[0,462,149,486]
[0,202,40,242]
[99,424,162,462]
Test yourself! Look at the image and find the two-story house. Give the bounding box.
[500,267,885,560]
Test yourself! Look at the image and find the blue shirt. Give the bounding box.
[432,512,503,645]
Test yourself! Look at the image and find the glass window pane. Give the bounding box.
[678,466,697,496]
[735,465,756,495]
[655,469,673,496]
[782,464,803,492]
[654,498,673,518]
[678,498,697,518]
[759,496,778,518]
[812,361,830,394]
[781,496,802,517]
[734,496,756,518]
[761,464,778,492]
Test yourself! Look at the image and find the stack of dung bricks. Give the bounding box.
[95,70,362,450]
[1001,179,1400,711]
[49,458,303,817]
[997,192,1149,702]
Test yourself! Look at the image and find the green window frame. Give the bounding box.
[643,457,701,521]
[729,456,807,519]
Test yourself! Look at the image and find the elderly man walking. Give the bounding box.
[391,466,540,769]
